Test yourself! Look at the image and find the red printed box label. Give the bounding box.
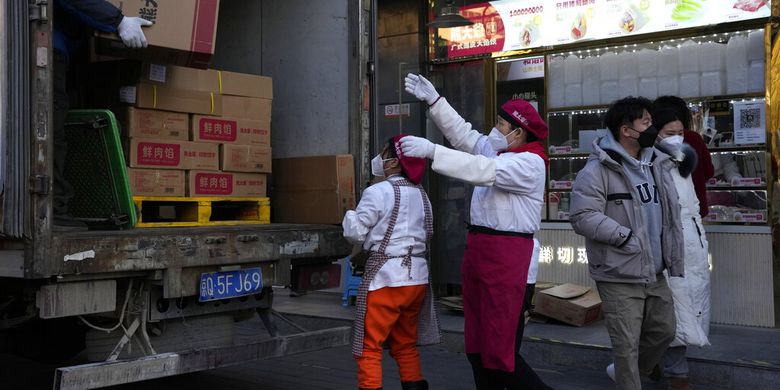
[198,118,238,142]
[194,172,233,195]
[137,142,181,166]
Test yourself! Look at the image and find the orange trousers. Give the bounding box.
[356,284,427,389]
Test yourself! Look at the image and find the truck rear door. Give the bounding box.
[0,0,35,239]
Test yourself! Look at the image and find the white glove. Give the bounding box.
[405,73,439,105]
[118,16,153,49]
[399,136,436,159]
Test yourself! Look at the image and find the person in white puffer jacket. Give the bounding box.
[653,108,712,390]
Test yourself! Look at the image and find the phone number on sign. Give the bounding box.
[509,6,543,17]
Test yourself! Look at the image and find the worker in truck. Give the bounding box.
[342,135,440,390]
[53,0,151,230]
[401,74,552,389]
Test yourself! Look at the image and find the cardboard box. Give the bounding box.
[97,0,220,69]
[122,84,223,116]
[120,107,189,140]
[272,155,355,224]
[187,171,267,197]
[96,63,272,98]
[128,138,219,170]
[127,168,186,197]
[143,64,220,91]
[191,115,270,146]
[221,95,272,123]
[218,70,273,99]
[221,145,272,173]
[533,283,602,327]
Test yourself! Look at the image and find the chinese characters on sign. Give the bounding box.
[540,246,589,265]
[200,119,238,142]
[138,142,180,166]
[195,173,233,195]
[439,0,770,59]
[555,0,596,10]
[446,3,506,58]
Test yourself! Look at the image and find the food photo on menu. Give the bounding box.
[620,2,649,33]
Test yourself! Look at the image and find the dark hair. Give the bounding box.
[603,96,653,140]
[651,108,681,131]
[499,107,537,142]
[652,96,692,130]
[524,129,538,143]
[385,137,398,159]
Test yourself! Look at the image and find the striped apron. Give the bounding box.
[351,178,441,356]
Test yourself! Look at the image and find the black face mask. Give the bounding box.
[633,125,658,148]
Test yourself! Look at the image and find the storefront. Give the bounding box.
[427,0,777,327]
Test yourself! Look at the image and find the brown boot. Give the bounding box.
[668,376,692,390]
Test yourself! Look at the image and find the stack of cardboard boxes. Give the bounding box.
[121,64,272,199]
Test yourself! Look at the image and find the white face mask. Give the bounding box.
[660,135,684,147]
[371,154,397,177]
[371,154,386,177]
[488,127,517,152]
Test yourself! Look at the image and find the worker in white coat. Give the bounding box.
[653,108,711,390]
[342,135,440,390]
[401,74,551,389]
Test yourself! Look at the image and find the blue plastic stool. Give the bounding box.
[342,257,361,307]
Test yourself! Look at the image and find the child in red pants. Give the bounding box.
[342,135,440,390]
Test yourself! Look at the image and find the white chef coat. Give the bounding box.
[342,176,430,291]
[528,238,540,284]
[428,98,546,234]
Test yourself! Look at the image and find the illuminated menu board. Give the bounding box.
[442,0,770,59]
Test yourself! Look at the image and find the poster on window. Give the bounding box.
[494,1,546,50]
[732,101,766,145]
[445,3,506,58]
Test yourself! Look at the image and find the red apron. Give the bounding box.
[462,229,533,372]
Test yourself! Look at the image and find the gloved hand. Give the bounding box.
[399,136,436,159]
[118,16,153,49]
[405,74,439,105]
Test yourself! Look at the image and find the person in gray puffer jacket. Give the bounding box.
[569,97,684,390]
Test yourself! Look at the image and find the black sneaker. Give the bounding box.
[53,215,88,232]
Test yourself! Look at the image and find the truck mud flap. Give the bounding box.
[52,325,351,390]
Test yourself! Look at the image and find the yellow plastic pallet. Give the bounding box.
[133,196,270,228]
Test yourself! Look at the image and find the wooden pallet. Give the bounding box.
[133,196,270,228]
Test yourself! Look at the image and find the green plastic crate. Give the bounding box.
[63,109,137,229]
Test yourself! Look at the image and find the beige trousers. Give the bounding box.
[597,276,676,390]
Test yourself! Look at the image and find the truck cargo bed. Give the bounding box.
[32,224,349,280]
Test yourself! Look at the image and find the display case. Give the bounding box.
[540,26,769,225]
[544,97,768,225]
[699,97,768,223]
[544,108,601,221]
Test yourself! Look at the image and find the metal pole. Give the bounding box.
[399,61,407,135]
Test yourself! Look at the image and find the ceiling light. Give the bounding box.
[428,1,474,29]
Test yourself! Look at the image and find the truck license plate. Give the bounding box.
[199,268,263,302]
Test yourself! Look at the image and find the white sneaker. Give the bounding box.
[606,363,616,382]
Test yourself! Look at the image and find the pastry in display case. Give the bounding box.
[546,110,606,155]
[549,157,587,191]
[694,97,768,223]
[706,150,766,188]
[545,110,604,221]
[705,190,767,223]
[548,191,572,221]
